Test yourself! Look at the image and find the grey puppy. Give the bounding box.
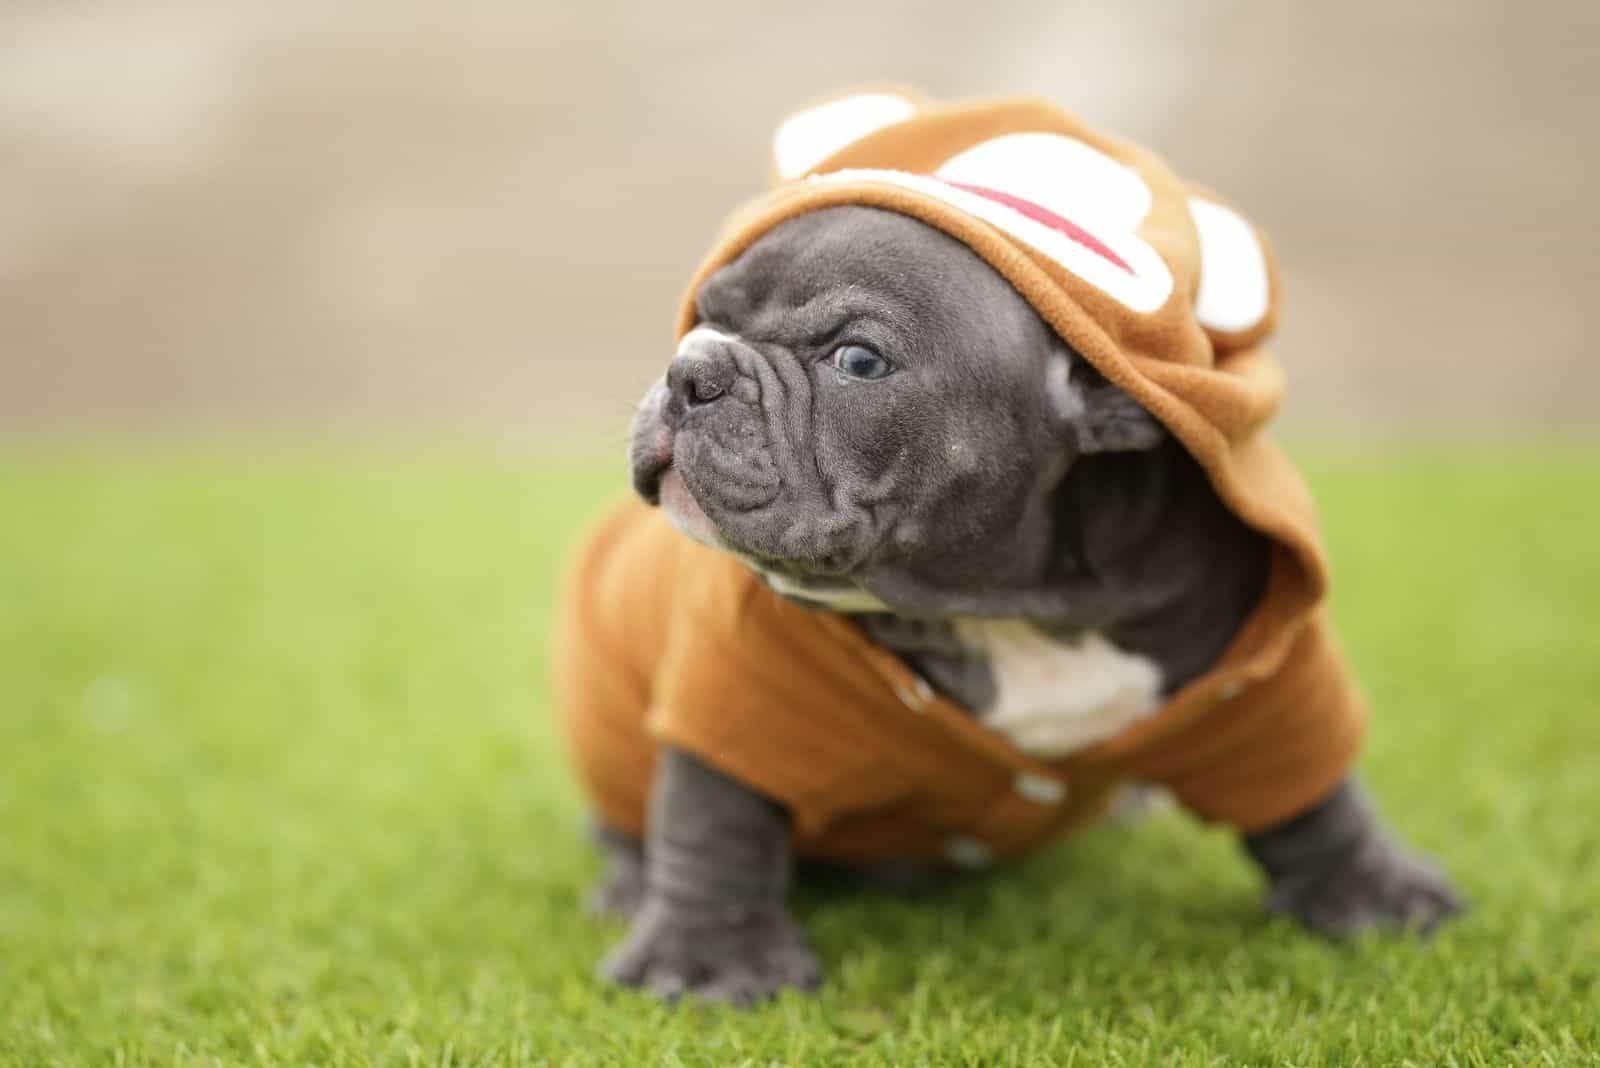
[599,205,1461,1005]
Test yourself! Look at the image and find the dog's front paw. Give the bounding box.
[600,896,822,1005]
[585,834,646,921]
[586,859,646,921]
[1267,833,1464,939]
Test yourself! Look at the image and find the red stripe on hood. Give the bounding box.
[939,179,1135,275]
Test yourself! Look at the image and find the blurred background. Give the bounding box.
[1,0,1596,441]
[3,7,1597,1059]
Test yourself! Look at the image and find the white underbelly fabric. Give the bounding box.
[951,620,1165,759]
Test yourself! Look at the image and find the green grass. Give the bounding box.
[1,444,1597,1067]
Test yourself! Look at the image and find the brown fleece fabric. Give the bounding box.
[552,90,1367,865]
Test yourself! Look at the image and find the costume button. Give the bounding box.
[943,835,993,869]
[1217,679,1249,701]
[1013,772,1067,805]
[893,674,934,713]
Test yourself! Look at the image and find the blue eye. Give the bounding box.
[831,344,893,380]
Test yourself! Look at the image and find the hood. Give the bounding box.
[675,88,1330,630]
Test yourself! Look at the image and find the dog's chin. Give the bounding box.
[756,570,891,613]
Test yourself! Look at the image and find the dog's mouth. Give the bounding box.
[632,417,734,550]
[659,465,723,547]
[658,463,889,613]
[632,412,889,613]
[629,412,674,505]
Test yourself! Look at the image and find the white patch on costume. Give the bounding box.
[811,161,1172,313]
[1188,197,1270,333]
[773,93,917,179]
[676,325,739,356]
[953,620,1164,758]
[756,568,891,613]
[938,133,1152,237]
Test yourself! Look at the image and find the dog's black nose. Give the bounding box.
[667,352,733,409]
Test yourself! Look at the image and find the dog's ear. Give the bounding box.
[1046,348,1165,454]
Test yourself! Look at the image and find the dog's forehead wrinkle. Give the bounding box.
[795,288,904,330]
[695,265,756,323]
[722,204,1003,321]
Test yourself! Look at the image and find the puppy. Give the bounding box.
[554,94,1462,1005]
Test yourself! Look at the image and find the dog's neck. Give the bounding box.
[858,439,1270,713]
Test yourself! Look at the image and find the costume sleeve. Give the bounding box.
[646,566,887,838]
[1131,611,1368,834]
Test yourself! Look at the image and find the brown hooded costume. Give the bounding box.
[553,90,1366,867]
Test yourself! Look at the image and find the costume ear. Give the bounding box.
[1047,349,1165,454]
[771,90,919,179]
[1187,194,1276,347]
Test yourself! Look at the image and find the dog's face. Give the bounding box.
[629,205,1163,617]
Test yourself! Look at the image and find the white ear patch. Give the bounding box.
[1188,197,1270,333]
[773,93,917,180]
[808,132,1173,312]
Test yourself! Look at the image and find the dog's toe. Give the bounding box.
[1271,840,1465,940]
[598,897,823,1005]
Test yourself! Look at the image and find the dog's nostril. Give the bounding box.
[668,352,733,410]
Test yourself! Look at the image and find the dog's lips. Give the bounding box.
[660,465,723,547]
[633,426,675,504]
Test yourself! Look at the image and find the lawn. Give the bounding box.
[1,444,1597,1067]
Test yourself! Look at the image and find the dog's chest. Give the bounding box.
[951,620,1165,759]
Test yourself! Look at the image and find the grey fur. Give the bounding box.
[586,822,646,920]
[1246,779,1464,936]
[600,206,1462,1004]
[853,616,999,712]
[598,747,820,1005]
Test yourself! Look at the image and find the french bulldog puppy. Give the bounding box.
[596,205,1461,1005]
